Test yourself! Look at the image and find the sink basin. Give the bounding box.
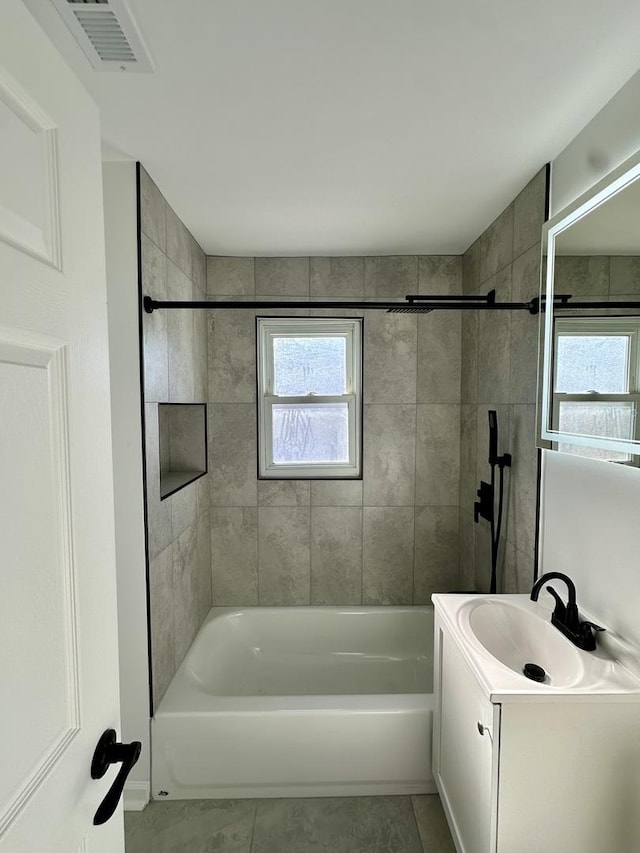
[462,599,585,687]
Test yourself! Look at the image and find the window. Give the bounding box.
[257,317,362,478]
[553,316,640,462]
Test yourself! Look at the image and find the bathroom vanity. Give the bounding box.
[433,594,640,853]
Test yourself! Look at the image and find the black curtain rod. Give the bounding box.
[142,293,640,316]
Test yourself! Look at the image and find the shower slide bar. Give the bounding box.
[143,292,640,315]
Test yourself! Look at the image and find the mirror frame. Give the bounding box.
[540,150,640,456]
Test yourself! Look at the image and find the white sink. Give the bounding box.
[463,598,584,687]
[437,593,640,697]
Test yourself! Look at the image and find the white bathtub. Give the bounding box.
[152,606,435,799]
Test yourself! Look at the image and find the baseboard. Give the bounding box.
[124,780,150,811]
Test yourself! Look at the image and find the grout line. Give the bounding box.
[410,795,426,853]
[248,800,258,853]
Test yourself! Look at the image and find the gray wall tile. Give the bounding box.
[256,257,310,297]
[209,405,258,506]
[149,544,174,708]
[196,515,212,622]
[166,203,192,279]
[208,310,257,403]
[553,256,609,297]
[479,204,514,284]
[193,305,208,402]
[474,519,493,592]
[258,507,311,605]
[364,311,417,403]
[610,256,640,294]
[363,507,414,605]
[207,256,255,297]
[477,310,511,404]
[414,507,459,602]
[513,169,547,258]
[364,256,418,298]
[482,263,512,300]
[511,243,541,302]
[167,262,195,403]
[311,507,363,604]
[141,235,169,403]
[463,240,481,293]
[139,167,165,251]
[258,480,310,506]
[144,404,172,559]
[458,508,475,591]
[506,404,538,560]
[211,507,258,605]
[503,540,535,595]
[458,405,477,514]
[419,255,462,295]
[460,312,478,404]
[415,405,460,506]
[172,524,199,665]
[417,312,461,403]
[311,480,363,506]
[310,257,364,297]
[191,238,206,295]
[509,310,539,405]
[363,405,416,506]
[170,479,198,539]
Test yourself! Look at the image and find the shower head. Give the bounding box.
[386,307,435,314]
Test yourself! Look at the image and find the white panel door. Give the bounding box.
[0,2,125,851]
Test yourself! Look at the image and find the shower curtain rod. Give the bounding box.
[142,293,640,316]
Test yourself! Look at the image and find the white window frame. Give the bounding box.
[257,317,362,479]
[552,316,640,462]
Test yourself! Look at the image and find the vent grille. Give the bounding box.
[50,0,154,72]
[73,10,135,61]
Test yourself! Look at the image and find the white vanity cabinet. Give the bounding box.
[433,600,640,853]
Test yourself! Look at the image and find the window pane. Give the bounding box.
[272,403,349,464]
[273,336,346,396]
[555,335,629,393]
[557,400,635,462]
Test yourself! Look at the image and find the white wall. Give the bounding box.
[541,70,640,648]
[103,161,151,806]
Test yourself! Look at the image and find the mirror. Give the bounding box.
[539,153,640,462]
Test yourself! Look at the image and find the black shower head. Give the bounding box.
[386,307,435,314]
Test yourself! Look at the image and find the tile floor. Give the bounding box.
[124,794,456,853]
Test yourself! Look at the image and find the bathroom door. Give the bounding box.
[0,2,124,851]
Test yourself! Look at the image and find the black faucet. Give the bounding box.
[530,572,605,651]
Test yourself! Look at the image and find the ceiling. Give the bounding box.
[23,0,640,257]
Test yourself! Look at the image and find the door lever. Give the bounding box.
[91,729,141,825]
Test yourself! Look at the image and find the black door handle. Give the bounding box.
[91,729,142,826]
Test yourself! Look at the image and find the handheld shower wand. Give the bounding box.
[474,410,511,593]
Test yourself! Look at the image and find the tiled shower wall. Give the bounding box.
[458,168,548,593]
[554,255,640,302]
[206,256,462,606]
[139,167,211,708]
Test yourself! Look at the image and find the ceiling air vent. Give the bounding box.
[50,0,154,72]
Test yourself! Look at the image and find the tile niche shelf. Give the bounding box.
[158,403,207,500]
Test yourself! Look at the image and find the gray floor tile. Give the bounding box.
[124,799,256,853]
[251,796,423,853]
[411,796,456,853]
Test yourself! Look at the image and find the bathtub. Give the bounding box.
[152,606,435,799]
